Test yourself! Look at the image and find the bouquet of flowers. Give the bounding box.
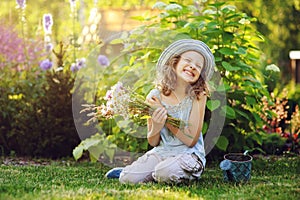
[81,82,184,128]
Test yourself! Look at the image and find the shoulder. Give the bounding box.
[197,92,207,101]
[146,88,161,100]
[193,93,207,106]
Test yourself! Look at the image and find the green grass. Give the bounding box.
[0,155,299,200]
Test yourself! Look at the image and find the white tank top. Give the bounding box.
[146,88,206,166]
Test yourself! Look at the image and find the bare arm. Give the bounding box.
[166,95,207,147]
[146,96,167,147]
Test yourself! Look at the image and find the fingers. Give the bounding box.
[146,96,163,108]
[152,107,167,123]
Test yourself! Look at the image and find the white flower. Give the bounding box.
[165,3,182,12]
[239,18,251,25]
[104,82,131,119]
[187,5,198,12]
[159,12,169,18]
[152,1,166,10]
[203,9,217,15]
[222,5,236,11]
[266,64,280,72]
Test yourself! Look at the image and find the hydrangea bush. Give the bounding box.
[100,1,273,156]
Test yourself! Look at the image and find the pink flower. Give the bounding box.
[104,90,113,100]
[0,21,46,70]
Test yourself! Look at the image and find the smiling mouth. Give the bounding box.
[183,69,195,77]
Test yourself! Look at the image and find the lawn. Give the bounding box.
[0,155,299,200]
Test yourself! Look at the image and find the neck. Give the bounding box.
[173,85,187,102]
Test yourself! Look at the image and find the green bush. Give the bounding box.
[102,1,271,156]
[0,67,80,158]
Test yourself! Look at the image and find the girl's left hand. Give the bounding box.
[146,96,163,109]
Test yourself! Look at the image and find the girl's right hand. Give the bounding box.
[151,107,168,132]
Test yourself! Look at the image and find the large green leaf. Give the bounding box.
[73,145,84,161]
[221,105,236,119]
[222,61,240,71]
[214,136,229,151]
[246,96,257,105]
[206,99,221,111]
[219,47,235,55]
[105,148,116,162]
[235,109,250,121]
[235,47,247,55]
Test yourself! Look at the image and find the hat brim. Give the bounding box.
[156,39,215,81]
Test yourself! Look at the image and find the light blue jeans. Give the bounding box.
[119,152,204,184]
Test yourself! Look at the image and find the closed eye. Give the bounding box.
[182,57,203,70]
[183,58,191,63]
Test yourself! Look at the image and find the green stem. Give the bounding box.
[20,8,28,70]
[72,11,76,62]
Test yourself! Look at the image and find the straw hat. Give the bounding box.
[156,39,215,81]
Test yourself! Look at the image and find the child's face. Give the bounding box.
[175,51,204,84]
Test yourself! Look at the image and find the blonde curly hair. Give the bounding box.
[156,55,208,100]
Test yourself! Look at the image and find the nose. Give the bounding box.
[188,63,198,70]
[188,63,201,73]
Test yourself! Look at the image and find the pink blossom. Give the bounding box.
[104,90,113,100]
[0,21,46,70]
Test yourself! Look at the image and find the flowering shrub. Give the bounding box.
[261,89,289,134]
[0,21,45,70]
[106,1,271,155]
[258,88,300,154]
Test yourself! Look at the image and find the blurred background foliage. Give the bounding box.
[0,0,299,160]
[1,0,299,75]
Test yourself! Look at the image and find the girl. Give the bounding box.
[106,39,215,184]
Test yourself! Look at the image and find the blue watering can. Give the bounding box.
[220,151,253,183]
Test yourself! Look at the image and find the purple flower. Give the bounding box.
[70,58,86,72]
[45,43,53,52]
[76,58,86,69]
[70,0,76,9]
[43,14,53,34]
[70,63,78,72]
[39,59,53,70]
[16,0,26,9]
[97,55,110,67]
